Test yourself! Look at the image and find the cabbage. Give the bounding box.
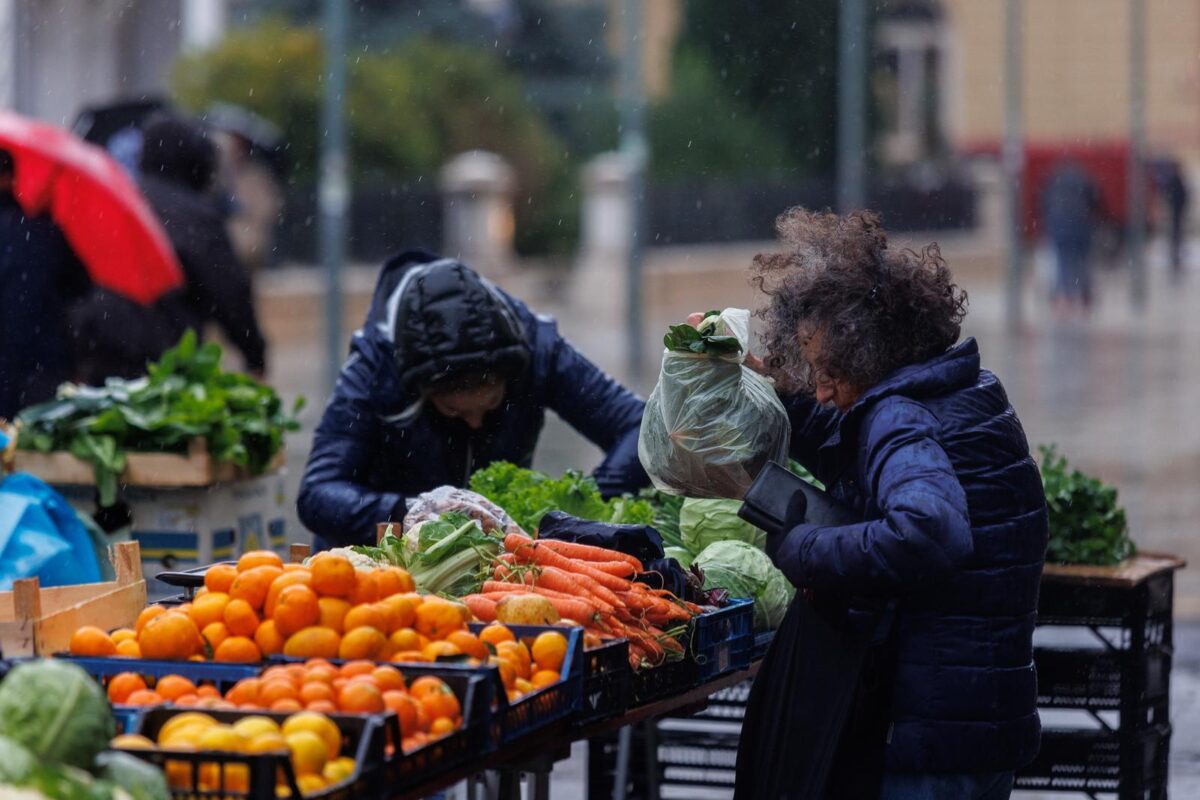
[0,736,34,784]
[693,540,794,630]
[664,546,694,569]
[680,498,766,555]
[96,752,169,800]
[0,660,115,770]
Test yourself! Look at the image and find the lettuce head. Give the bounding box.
[680,498,766,555]
[0,659,114,770]
[693,540,794,630]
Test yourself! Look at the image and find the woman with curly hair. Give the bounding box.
[735,209,1048,799]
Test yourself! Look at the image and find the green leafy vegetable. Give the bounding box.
[663,310,743,356]
[0,736,35,784]
[95,752,169,800]
[469,461,654,533]
[16,331,302,505]
[1039,445,1135,566]
[0,660,115,770]
[638,488,685,549]
[352,512,500,596]
[693,540,794,630]
[680,498,766,554]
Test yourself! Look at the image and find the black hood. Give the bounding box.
[379,251,530,390]
[139,116,217,192]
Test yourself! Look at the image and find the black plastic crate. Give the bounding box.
[751,630,774,661]
[1015,725,1171,798]
[1036,645,1173,712]
[121,706,385,799]
[1038,571,1174,631]
[632,656,694,706]
[576,637,632,724]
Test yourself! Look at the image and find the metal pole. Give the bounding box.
[320,0,349,389]
[619,0,647,382]
[836,0,868,213]
[1128,0,1147,307]
[1003,0,1025,331]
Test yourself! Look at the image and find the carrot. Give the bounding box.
[541,596,602,624]
[534,539,643,571]
[481,581,534,595]
[462,595,497,622]
[506,536,629,604]
[479,583,601,624]
[527,565,620,607]
[584,560,638,578]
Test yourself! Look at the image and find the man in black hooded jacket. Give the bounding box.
[297,250,649,549]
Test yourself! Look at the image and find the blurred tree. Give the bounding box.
[677,0,840,176]
[172,19,576,253]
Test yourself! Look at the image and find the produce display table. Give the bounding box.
[388,662,761,800]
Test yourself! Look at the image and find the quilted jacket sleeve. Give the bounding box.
[771,398,973,592]
[781,393,843,481]
[296,338,406,546]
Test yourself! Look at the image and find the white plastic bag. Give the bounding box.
[638,308,791,499]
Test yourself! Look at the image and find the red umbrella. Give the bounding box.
[0,110,184,305]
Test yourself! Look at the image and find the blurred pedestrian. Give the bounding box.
[0,148,90,419]
[214,129,284,273]
[139,116,268,375]
[1041,160,1101,314]
[1162,160,1190,280]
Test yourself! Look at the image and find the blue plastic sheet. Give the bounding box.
[0,473,102,589]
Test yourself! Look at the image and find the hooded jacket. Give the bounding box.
[774,338,1047,774]
[297,251,649,547]
[138,117,267,371]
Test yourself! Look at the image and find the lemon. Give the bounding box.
[157,712,217,744]
[322,758,354,785]
[282,711,342,761]
[246,731,289,754]
[233,715,281,741]
[159,723,211,749]
[285,730,328,776]
[296,774,327,795]
[110,733,156,750]
[197,725,248,753]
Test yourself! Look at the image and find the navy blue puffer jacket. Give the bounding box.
[297,251,649,548]
[774,337,1047,774]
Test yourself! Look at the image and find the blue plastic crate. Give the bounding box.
[690,598,754,684]
[112,705,143,735]
[60,655,260,688]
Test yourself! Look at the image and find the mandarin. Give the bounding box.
[341,603,385,633]
[263,569,313,618]
[204,563,238,594]
[125,689,165,706]
[338,681,385,714]
[299,682,336,706]
[237,550,283,573]
[201,621,230,653]
[446,630,488,660]
[226,678,261,707]
[259,680,298,707]
[253,619,286,656]
[115,639,142,658]
[69,626,117,657]
[385,691,420,737]
[316,597,351,633]
[414,599,464,640]
[188,591,229,629]
[107,672,147,704]
[349,570,381,605]
[379,595,417,633]
[309,554,356,598]
[214,636,261,663]
[370,665,406,694]
[273,584,320,637]
[282,627,341,660]
[110,628,137,644]
[228,565,283,611]
[530,670,561,689]
[478,623,515,647]
[139,612,201,660]
[156,675,198,701]
[136,605,168,635]
[339,627,387,660]
[389,628,422,653]
[530,631,568,673]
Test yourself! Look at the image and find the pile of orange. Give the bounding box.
[468,624,569,703]
[69,550,419,663]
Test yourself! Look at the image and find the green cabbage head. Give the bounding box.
[680,498,766,555]
[0,659,115,770]
[693,540,795,630]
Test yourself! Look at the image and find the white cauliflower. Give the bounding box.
[306,547,379,571]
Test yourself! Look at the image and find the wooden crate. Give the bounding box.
[0,541,147,657]
[13,438,286,489]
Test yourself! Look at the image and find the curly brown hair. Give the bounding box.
[753,208,968,396]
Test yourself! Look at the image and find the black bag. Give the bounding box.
[537,511,690,597]
[734,592,895,800]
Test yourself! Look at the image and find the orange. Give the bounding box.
[390,650,429,663]
[338,681,385,714]
[478,623,515,647]
[530,631,568,673]
[389,628,422,653]
[418,684,460,721]
[387,691,421,736]
[237,549,283,573]
[374,566,415,599]
[271,698,303,713]
[188,591,229,630]
[156,675,198,701]
[414,599,464,640]
[174,693,199,707]
[253,619,285,656]
[196,684,221,699]
[378,595,417,633]
[303,663,339,685]
[342,603,386,633]
[263,569,312,618]
[309,554,356,598]
[116,639,142,658]
[283,627,341,660]
[262,665,298,685]
[204,563,238,594]
[491,658,517,691]
[69,626,117,657]
[514,678,534,694]
[136,605,168,635]
[225,678,261,706]
[530,670,560,689]
[316,597,352,633]
[273,584,320,637]
[110,627,138,644]
[370,666,406,694]
[125,689,165,706]
[430,717,456,737]
[259,680,298,707]
[214,636,261,663]
[107,672,147,704]
[339,659,376,679]
[200,621,230,653]
[495,641,532,679]
[446,631,489,660]
[307,699,338,713]
[350,570,381,605]
[217,599,256,639]
[339,627,387,660]
[300,682,337,706]
[228,565,283,611]
[139,612,201,660]
[422,641,461,661]
[408,675,448,698]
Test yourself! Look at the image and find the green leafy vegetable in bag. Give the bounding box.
[663,310,743,355]
[1039,445,1135,566]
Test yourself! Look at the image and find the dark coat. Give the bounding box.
[297,251,649,548]
[775,337,1047,774]
[139,118,267,371]
[0,194,89,418]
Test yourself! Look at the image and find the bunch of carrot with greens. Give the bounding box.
[460,534,700,670]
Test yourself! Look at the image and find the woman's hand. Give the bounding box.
[685,310,767,375]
